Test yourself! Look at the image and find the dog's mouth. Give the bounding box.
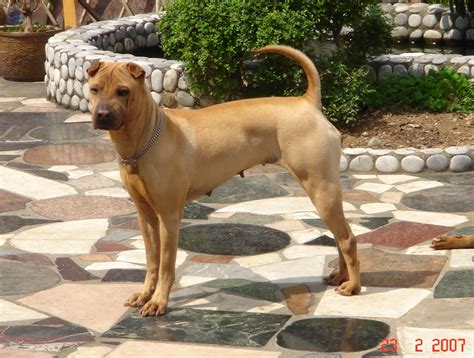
[92,111,124,131]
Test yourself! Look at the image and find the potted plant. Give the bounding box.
[0,1,61,81]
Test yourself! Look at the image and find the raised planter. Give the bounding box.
[0,28,61,81]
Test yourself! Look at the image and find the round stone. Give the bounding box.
[421,148,443,155]
[410,3,429,13]
[24,144,115,165]
[178,76,188,90]
[340,156,348,172]
[162,93,177,108]
[426,154,449,171]
[60,52,68,65]
[432,55,453,65]
[176,91,195,107]
[440,15,453,30]
[408,63,424,76]
[114,42,124,53]
[61,64,68,80]
[343,148,368,155]
[394,147,417,155]
[136,35,146,48]
[401,155,425,173]
[395,13,408,26]
[83,83,90,100]
[146,33,159,47]
[75,67,84,81]
[179,223,290,255]
[408,14,422,28]
[0,261,60,296]
[66,79,74,96]
[349,155,373,172]
[73,80,83,97]
[126,26,137,38]
[114,29,126,42]
[30,123,98,141]
[124,38,134,52]
[466,29,474,41]
[455,16,470,30]
[424,30,442,43]
[378,65,392,81]
[375,156,400,173]
[402,185,474,212]
[54,52,61,67]
[409,29,423,41]
[457,66,470,76]
[445,146,469,155]
[164,69,179,92]
[424,64,439,75]
[80,99,89,112]
[54,68,61,84]
[422,14,438,28]
[449,155,472,172]
[71,95,80,110]
[136,23,145,35]
[59,78,66,93]
[395,4,410,13]
[55,89,61,104]
[277,318,390,352]
[31,196,135,221]
[392,26,408,41]
[393,64,408,76]
[151,92,161,104]
[61,94,71,108]
[144,22,155,34]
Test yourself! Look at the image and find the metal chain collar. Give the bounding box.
[117,111,164,169]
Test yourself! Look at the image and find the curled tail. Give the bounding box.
[253,45,322,109]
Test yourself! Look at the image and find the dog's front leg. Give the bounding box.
[140,208,182,316]
[124,189,161,308]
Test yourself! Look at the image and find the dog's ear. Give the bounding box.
[126,63,145,80]
[87,62,103,78]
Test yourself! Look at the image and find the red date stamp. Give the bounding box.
[381,338,468,354]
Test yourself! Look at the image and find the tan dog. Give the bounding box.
[432,234,474,249]
[87,45,361,316]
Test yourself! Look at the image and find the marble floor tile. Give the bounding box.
[354,182,393,194]
[0,190,30,213]
[0,97,26,102]
[200,279,282,303]
[117,249,187,268]
[401,185,474,213]
[0,300,47,322]
[250,256,326,284]
[289,228,322,244]
[179,276,216,288]
[179,224,290,256]
[67,345,114,358]
[358,217,391,230]
[23,144,116,165]
[31,196,135,221]
[393,210,468,226]
[11,219,109,255]
[0,348,54,357]
[19,283,142,333]
[102,308,290,347]
[191,254,234,264]
[64,113,92,123]
[232,253,282,268]
[85,262,145,271]
[48,165,78,172]
[107,341,280,358]
[449,249,474,268]
[0,324,93,346]
[314,287,431,318]
[55,257,97,281]
[100,170,121,181]
[265,220,307,232]
[182,263,261,281]
[395,180,443,193]
[277,317,390,353]
[181,292,287,314]
[434,270,474,298]
[399,297,474,329]
[66,170,94,179]
[360,203,396,214]
[21,98,58,107]
[282,245,337,259]
[380,191,404,204]
[405,244,447,256]
[357,222,452,249]
[353,174,377,179]
[281,212,320,220]
[0,166,77,200]
[397,327,474,356]
[84,188,129,198]
[378,174,418,184]
[1,261,60,296]
[101,269,146,283]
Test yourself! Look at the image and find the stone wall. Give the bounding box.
[369,3,474,81]
[380,2,474,44]
[44,13,196,112]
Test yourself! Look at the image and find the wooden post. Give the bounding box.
[63,0,77,28]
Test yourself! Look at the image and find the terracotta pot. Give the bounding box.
[0,28,61,82]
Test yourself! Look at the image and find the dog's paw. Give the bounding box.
[325,270,349,286]
[124,292,152,308]
[140,299,168,317]
[431,235,460,250]
[336,281,361,296]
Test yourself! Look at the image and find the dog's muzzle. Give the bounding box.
[92,105,123,130]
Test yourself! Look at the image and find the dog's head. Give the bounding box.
[87,62,146,130]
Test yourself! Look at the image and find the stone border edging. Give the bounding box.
[43,12,473,173]
[44,12,196,112]
[340,146,473,173]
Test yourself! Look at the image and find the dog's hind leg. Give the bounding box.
[303,177,361,295]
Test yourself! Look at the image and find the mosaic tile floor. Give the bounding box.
[1,78,474,357]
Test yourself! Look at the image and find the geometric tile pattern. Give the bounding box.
[0,80,472,356]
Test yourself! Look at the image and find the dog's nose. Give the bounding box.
[96,109,112,121]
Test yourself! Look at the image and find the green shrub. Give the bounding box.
[318,56,374,125]
[158,0,316,100]
[366,67,474,113]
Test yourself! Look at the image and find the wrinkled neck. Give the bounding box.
[109,93,158,160]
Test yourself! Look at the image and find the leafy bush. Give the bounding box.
[318,56,374,125]
[366,67,474,113]
[159,0,316,100]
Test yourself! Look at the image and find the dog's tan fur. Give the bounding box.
[87,45,361,316]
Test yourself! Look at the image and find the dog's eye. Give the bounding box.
[90,87,98,95]
[117,88,129,97]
